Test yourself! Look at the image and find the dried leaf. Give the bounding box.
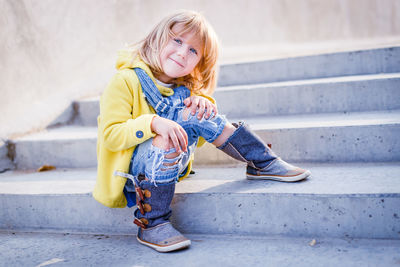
[309,239,317,246]
[37,165,56,172]
[35,258,65,267]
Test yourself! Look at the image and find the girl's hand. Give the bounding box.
[151,116,188,153]
[183,95,218,120]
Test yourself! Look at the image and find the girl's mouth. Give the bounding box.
[170,58,184,68]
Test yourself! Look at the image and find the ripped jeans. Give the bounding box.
[123,106,227,207]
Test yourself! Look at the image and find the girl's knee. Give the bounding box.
[152,135,183,159]
[152,135,170,151]
[151,134,182,163]
[145,141,184,183]
[152,135,185,159]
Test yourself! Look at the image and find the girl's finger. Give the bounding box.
[183,97,191,107]
[163,135,171,151]
[197,99,206,119]
[177,127,188,152]
[205,102,213,119]
[191,97,199,115]
[213,105,218,116]
[211,103,218,118]
[169,132,181,153]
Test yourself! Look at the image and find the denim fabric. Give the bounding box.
[124,140,191,207]
[134,68,173,115]
[126,138,196,187]
[125,69,226,184]
[218,121,277,169]
[134,180,175,227]
[134,67,227,146]
[123,68,227,208]
[218,121,310,181]
[166,86,227,146]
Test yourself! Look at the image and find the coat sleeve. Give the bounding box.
[99,72,157,152]
[191,91,217,105]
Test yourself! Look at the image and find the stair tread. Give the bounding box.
[15,126,98,141]
[218,46,400,86]
[242,109,400,129]
[76,72,400,108]
[1,162,399,196]
[218,72,400,91]
[0,231,399,266]
[76,72,400,98]
[14,110,400,141]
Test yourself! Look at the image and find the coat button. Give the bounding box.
[136,130,144,138]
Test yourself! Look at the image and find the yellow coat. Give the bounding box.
[93,50,211,208]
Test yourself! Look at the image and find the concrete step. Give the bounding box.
[218,46,400,86]
[12,110,400,169]
[195,110,400,165]
[0,232,399,267]
[73,96,100,127]
[0,162,399,239]
[215,73,400,118]
[0,141,14,173]
[13,126,98,169]
[68,73,400,126]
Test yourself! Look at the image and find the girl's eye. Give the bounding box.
[174,38,182,45]
[190,48,198,55]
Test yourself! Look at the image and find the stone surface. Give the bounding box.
[11,110,400,169]
[195,110,400,164]
[13,126,97,169]
[74,97,100,126]
[0,141,14,173]
[215,73,400,118]
[218,46,400,86]
[0,163,399,239]
[72,73,400,125]
[4,0,399,139]
[0,231,399,267]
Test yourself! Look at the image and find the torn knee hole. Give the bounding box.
[161,153,183,169]
[161,162,178,171]
[163,161,179,166]
[165,154,180,159]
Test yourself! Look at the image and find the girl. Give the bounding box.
[93,10,310,253]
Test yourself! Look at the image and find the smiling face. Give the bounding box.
[157,24,203,83]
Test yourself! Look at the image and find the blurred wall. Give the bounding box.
[1,0,399,139]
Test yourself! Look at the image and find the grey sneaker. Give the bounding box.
[136,222,191,252]
[246,158,311,182]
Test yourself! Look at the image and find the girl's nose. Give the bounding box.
[176,46,187,58]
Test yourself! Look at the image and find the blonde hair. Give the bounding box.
[134,10,219,95]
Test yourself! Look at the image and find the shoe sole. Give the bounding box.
[137,236,191,253]
[246,170,311,182]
